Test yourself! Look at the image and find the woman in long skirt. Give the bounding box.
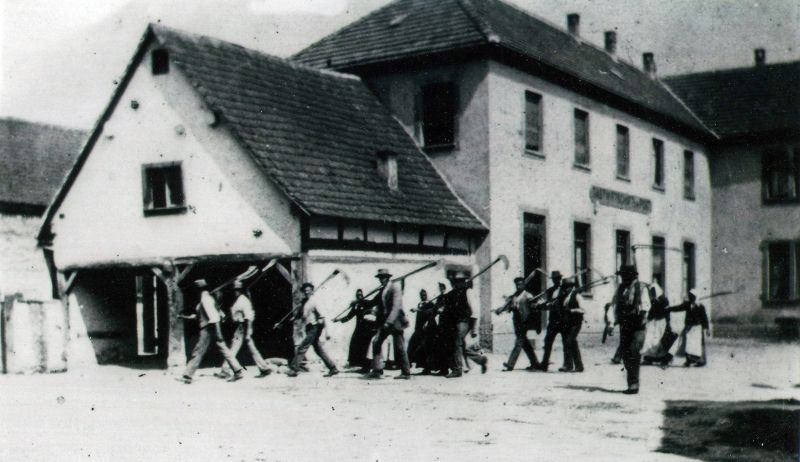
[671,289,710,367]
[641,282,674,367]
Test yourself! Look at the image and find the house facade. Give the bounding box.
[666,56,800,338]
[294,0,714,348]
[38,26,485,367]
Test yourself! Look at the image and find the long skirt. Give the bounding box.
[675,325,706,364]
[642,318,670,361]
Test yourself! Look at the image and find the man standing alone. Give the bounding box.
[607,265,651,394]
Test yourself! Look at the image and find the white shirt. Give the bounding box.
[231,294,255,322]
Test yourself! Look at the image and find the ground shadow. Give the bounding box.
[557,384,622,394]
[658,399,800,462]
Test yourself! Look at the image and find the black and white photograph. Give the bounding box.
[1,0,799,460]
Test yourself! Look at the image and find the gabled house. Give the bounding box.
[38,24,486,367]
[0,118,85,299]
[666,54,800,338]
[294,0,715,348]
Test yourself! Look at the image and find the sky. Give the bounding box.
[1,0,798,130]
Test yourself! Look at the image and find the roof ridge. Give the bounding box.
[0,116,87,134]
[665,59,800,80]
[149,23,361,82]
[456,0,499,44]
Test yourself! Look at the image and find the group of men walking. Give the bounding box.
[336,269,488,379]
[177,262,709,395]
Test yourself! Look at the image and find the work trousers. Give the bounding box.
[291,324,337,372]
[562,316,584,371]
[506,318,539,369]
[183,323,243,378]
[452,321,486,374]
[540,320,567,369]
[372,326,410,374]
[221,321,271,375]
[618,319,646,386]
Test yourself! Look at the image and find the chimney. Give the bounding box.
[642,52,657,78]
[376,151,399,191]
[567,13,580,37]
[604,31,617,55]
[754,48,766,66]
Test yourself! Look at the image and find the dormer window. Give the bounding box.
[151,48,169,75]
[376,150,399,191]
[143,162,185,216]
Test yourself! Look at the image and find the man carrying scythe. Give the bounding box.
[606,264,651,394]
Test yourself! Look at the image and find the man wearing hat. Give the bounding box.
[365,269,411,379]
[499,276,540,371]
[179,279,244,384]
[607,264,651,394]
[536,271,568,372]
[559,277,586,372]
[216,281,273,379]
[287,282,339,377]
[440,271,488,378]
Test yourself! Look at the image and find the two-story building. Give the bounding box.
[666,54,800,338]
[294,0,715,349]
[37,25,486,367]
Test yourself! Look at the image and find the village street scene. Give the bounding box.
[1,1,799,461]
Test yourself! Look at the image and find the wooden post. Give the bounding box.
[154,263,193,368]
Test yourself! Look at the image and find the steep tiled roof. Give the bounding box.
[665,61,800,139]
[293,0,708,135]
[0,118,85,210]
[149,26,483,230]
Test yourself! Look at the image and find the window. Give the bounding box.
[142,163,185,216]
[616,230,631,270]
[652,236,666,292]
[419,82,457,149]
[523,213,546,295]
[573,222,591,291]
[616,125,630,179]
[151,49,169,75]
[765,241,800,303]
[652,138,665,189]
[574,109,590,167]
[683,150,695,199]
[525,91,542,153]
[763,147,799,203]
[682,241,696,295]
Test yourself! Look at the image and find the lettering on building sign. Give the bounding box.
[589,186,652,215]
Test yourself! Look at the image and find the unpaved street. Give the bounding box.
[1,338,798,462]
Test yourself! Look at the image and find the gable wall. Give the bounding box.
[50,45,301,268]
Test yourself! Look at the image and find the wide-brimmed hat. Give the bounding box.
[550,271,562,279]
[451,270,470,280]
[375,268,392,279]
[616,264,638,276]
[513,276,525,284]
[300,282,314,291]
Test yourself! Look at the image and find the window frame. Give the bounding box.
[762,146,799,205]
[651,235,667,294]
[418,81,458,151]
[652,138,665,191]
[615,124,630,181]
[615,229,632,270]
[573,221,592,294]
[683,150,695,200]
[682,240,696,296]
[141,161,186,217]
[763,240,800,305]
[573,109,590,170]
[524,91,543,157]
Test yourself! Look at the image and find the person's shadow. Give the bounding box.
[557,384,622,394]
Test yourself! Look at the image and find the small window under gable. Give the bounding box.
[151,48,169,75]
[143,162,185,216]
